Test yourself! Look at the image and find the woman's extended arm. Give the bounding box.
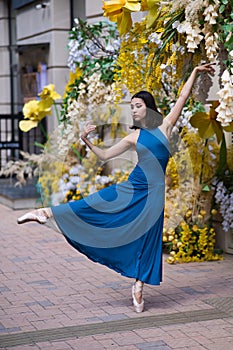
[163,63,215,132]
[81,121,137,161]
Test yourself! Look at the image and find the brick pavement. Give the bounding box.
[0,203,232,349]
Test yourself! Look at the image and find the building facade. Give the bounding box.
[0,0,104,168]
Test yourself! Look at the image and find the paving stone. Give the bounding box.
[136,340,171,349]
[0,203,233,349]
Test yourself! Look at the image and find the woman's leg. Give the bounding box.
[132,279,144,313]
[17,208,53,224]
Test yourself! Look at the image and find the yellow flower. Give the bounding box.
[38,84,61,106]
[103,0,141,35]
[190,101,233,143]
[211,209,218,215]
[19,100,51,132]
[103,0,141,15]
[192,225,198,232]
[146,0,163,28]
[167,256,175,264]
[64,68,82,97]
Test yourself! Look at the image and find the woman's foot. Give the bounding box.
[132,280,144,313]
[17,208,52,225]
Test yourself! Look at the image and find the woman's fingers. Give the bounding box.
[82,121,96,137]
[197,63,215,74]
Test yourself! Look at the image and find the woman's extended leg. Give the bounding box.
[132,280,144,313]
[17,208,53,224]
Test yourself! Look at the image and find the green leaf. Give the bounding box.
[202,185,210,192]
[34,141,45,149]
[219,4,226,13]
[216,134,228,177]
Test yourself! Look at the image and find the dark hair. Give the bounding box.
[130,90,163,129]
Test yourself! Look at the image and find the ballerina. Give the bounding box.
[18,63,215,313]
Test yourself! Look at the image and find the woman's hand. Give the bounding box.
[81,121,96,139]
[195,63,215,75]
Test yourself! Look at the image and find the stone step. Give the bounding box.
[0,178,42,209]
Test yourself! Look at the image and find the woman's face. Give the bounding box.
[131,98,147,126]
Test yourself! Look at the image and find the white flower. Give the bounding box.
[229,50,233,58]
[182,22,203,53]
[148,33,163,47]
[216,70,233,126]
[172,20,180,29]
[204,32,219,61]
[69,176,80,184]
[226,32,232,42]
[69,165,83,175]
[203,4,219,25]
[221,70,231,84]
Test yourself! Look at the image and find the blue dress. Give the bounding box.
[52,127,170,285]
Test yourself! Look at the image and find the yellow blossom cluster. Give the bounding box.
[114,21,154,99]
[166,222,223,264]
[63,67,82,98]
[163,127,222,264]
[38,161,68,206]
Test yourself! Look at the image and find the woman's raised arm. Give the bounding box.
[164,63,215,129]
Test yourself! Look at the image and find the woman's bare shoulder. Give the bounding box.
[124,129,140,145]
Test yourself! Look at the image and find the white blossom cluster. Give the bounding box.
[95,174,113,185]
[56,123,76,158]
[214,180,233,232]
[51,165,122,206]
[203,0,219,61]
[56,71,115,157]
[56,98,87,158]
[215,69,233,126]
[86,72,115,107]
[67,20,120,73]
[203,1,219,25]
[59,165,84,192]
[51,165,85,205]
[148,32,163,47]
[183,23,203,53]
[67,39,94,72]
[172,0,220,59]
[204,30,219,62]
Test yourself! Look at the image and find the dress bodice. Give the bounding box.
[128,128,170,187]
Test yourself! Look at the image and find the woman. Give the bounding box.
[18,63,214,313]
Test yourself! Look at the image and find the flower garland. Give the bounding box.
[164,128,222,263]
[38,19,128,205]
[104,0,233,128]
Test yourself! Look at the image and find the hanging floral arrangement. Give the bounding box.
[35,19,128,206]
[103,0,233,263]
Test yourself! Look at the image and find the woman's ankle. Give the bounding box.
[134,280,144,304]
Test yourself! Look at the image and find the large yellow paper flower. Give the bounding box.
[38,84,61,108]
[190,101,233,143]
[146,0,162,28]
[103,0,141,35]
[19,100,51,132]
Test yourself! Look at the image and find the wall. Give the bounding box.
[15,0,71,132]
[0,1,11,114]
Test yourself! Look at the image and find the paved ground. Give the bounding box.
[0,203,232,350]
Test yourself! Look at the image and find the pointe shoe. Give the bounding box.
[132,281,144,313]
[17,209,48,225]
